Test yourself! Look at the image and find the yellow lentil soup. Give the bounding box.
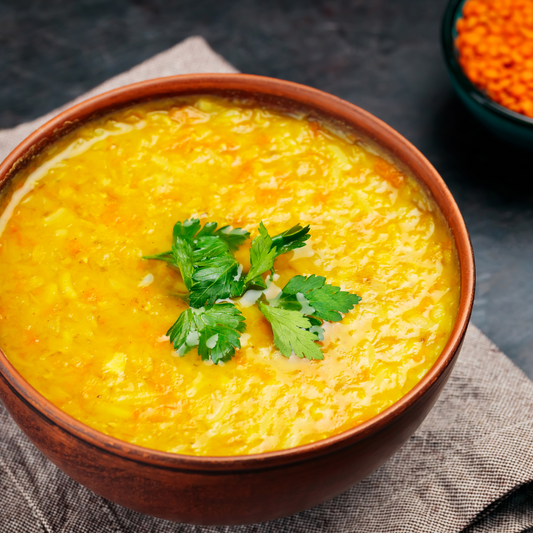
[0,96,460,456]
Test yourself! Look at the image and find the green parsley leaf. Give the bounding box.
[196,223,250,251]
[144,218,249,304]
[144,218,249,264]
[192,235,229,262]
[244,222,277,284]
[173,218,203,241]
[189,251,242,308]
[142,239,195,290]
[142,219,202,290]
[172,219,250,251]
[188,234,243,307]
[244,222,310,284]
[142,250,174,263]
[270,274,361,322]
[171,238,195,290]
[271,223,311,256]
[167,303,246,364]
[258,302,324,360]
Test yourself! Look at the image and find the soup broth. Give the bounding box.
[0,96,460,456]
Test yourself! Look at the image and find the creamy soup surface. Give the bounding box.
[0,96,460,456]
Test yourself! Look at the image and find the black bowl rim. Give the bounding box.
[441,0,533,129]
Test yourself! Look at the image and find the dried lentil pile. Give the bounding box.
[456,0,533,117]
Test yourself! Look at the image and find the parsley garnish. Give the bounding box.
[144,219,360,364]
[257,303,324,360]
[244,222,310,288]
[268,274,362,322]
[143,219,249,306]
[167,303,246,364]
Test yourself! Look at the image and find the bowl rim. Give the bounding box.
[0,73,475,472]
[442,0,533,128]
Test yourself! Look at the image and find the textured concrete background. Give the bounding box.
[1,0,533,376]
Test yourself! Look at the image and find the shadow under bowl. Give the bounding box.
[442,0,533,150]
[0,74,475,525]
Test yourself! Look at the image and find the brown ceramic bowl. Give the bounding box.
[0,74,475,525]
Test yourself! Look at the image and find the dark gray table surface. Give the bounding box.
[2,0,532,376]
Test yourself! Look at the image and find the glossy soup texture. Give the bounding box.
[0,96,460,456]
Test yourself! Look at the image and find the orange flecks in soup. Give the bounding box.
[0,96,460,456]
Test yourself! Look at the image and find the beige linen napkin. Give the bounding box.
[1,36,533,533]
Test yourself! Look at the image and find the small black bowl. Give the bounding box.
[442,0,533,149]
